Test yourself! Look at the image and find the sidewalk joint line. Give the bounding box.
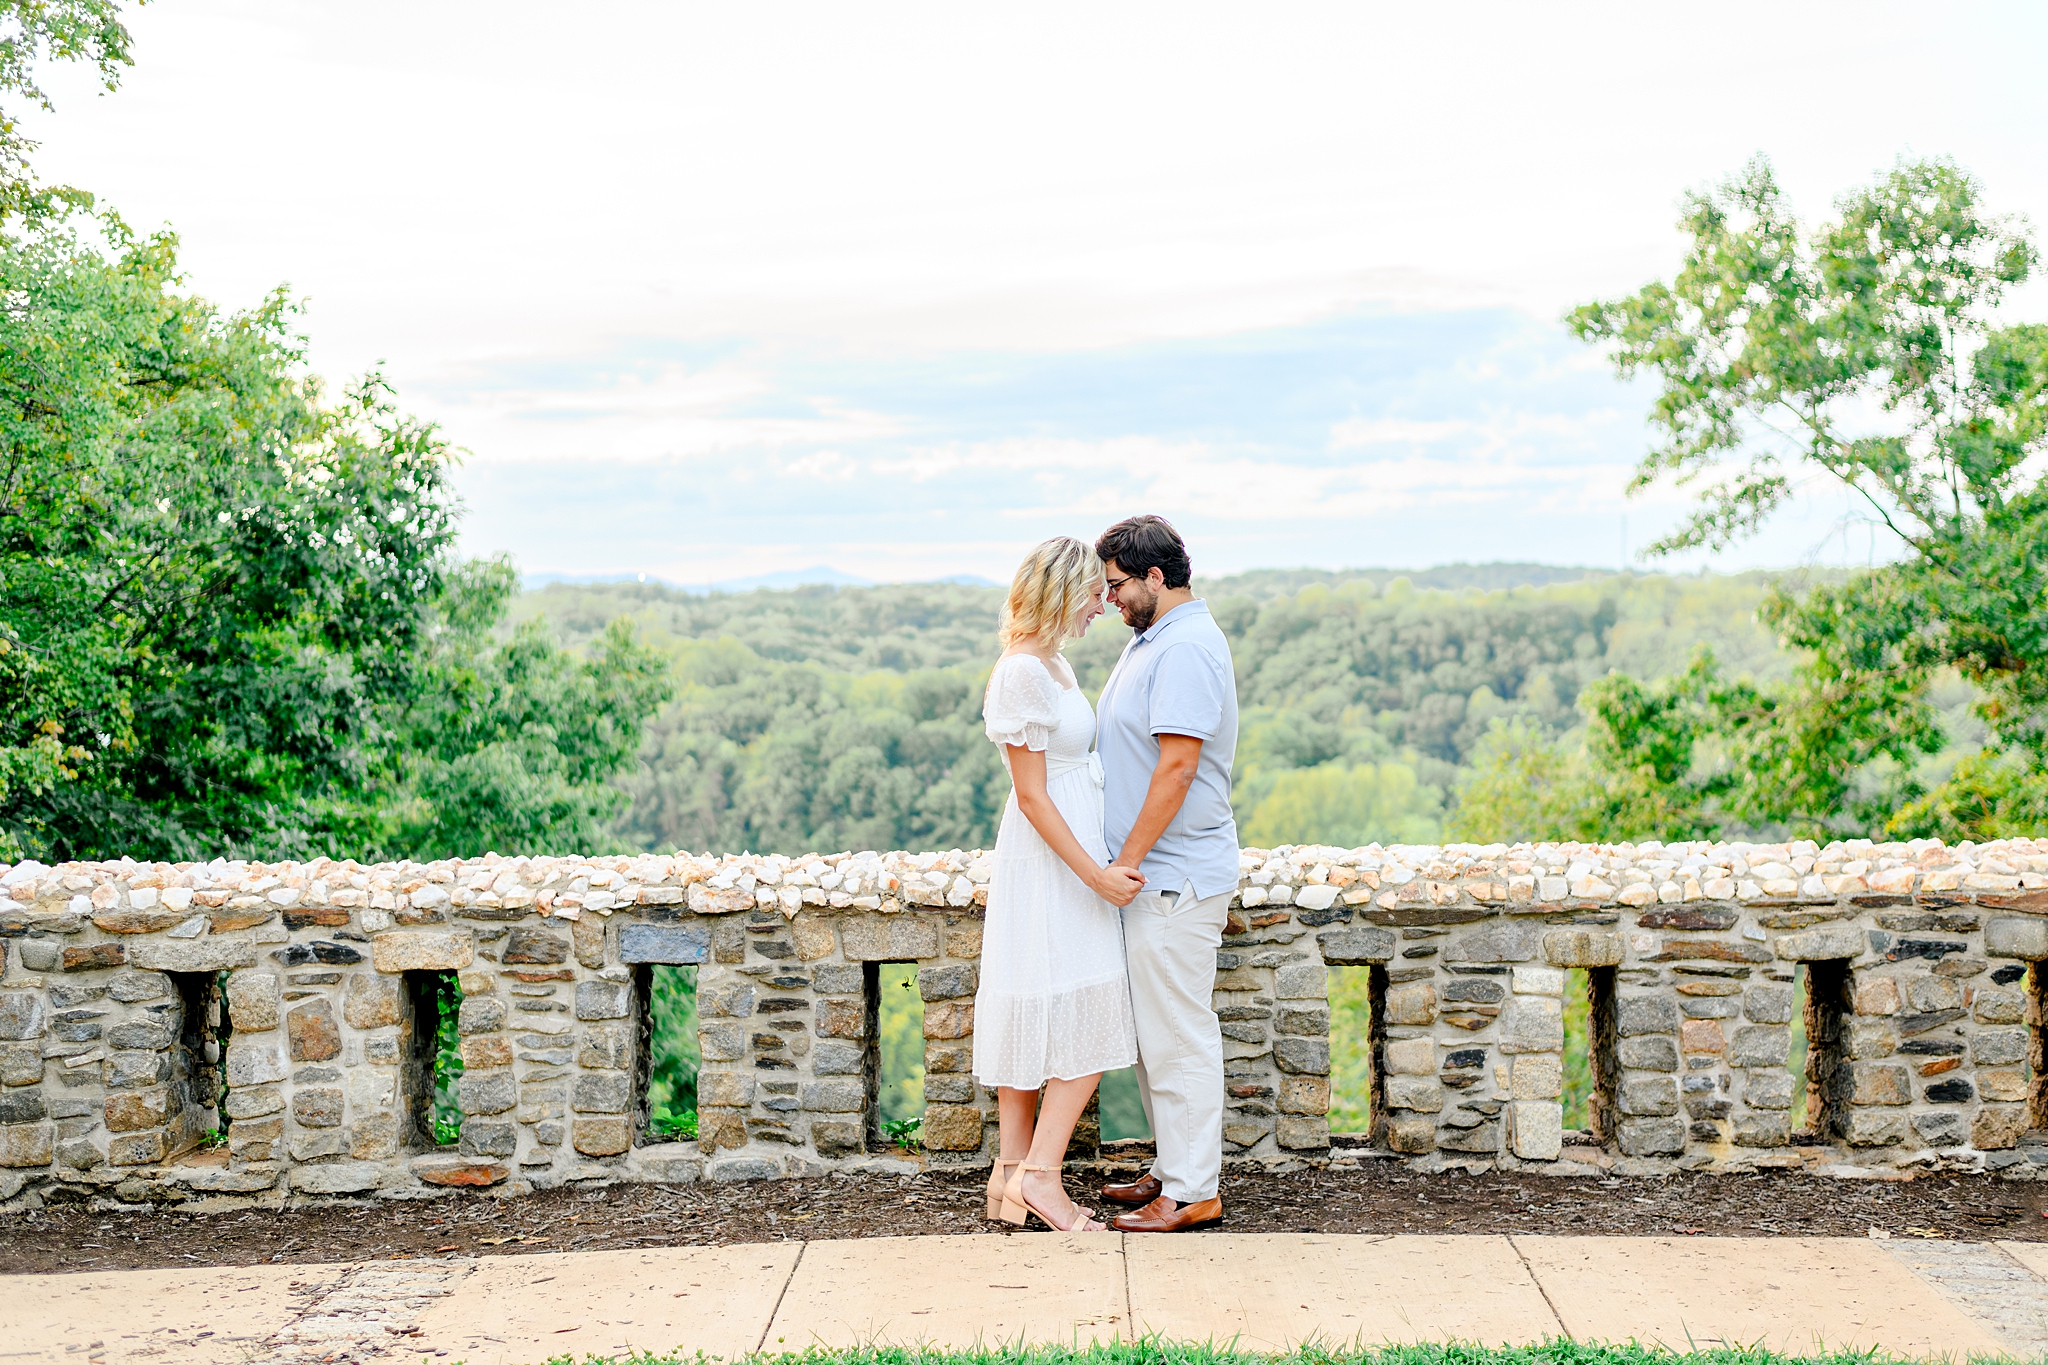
[757,1241,807,1354]
[1119,1232,1134,1344]
[1505,1235,1572,1342]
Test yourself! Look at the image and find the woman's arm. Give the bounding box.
[1007,744,1147,907]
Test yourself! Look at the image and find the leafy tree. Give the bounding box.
[0,0,140,219]
[0,219,670,861]
[1563,156,2048,838]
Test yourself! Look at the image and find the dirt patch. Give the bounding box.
[4,1158,2043,1275]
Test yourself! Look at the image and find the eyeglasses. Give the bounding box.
[1104,574,1133,593]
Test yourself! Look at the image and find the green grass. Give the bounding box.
[520,1340,2027,1365]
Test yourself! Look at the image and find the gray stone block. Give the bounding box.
[1542,930,1624,968]
[1743,986,1794,1024]
[1743,1069,1795,1110]
[1727,1026,1790,1068]
[1498,996,1563,1054]
[811,964,863,995]
[1446,922,1538,964]
[459,1072,517,1116]
[1617,1116,1685,1156]
[290,1162,385,1193]
[571,1072,631,1114]
[1774,925,1866,962]
[802,1079,864,1113]
[1986,916,2048,961]
[1619,1076,1678,1116]
[461,1119,519,1157]
[1617,995,1678,1036]
[1974,1029,2028,1065]
[1316,927,1396,963]
[0,993,46,1041]
[102,1050,168,1089]
[1618,1036,1678,1071]
[458,997,506,1034]
[1273,1037,1330,1075]
[917,964,976,1001]
[619,923,711,965]
[811,1040,864,1075]
[574,980,631,1020]
[1912,1110,1967,1146]
[126,938,258,972]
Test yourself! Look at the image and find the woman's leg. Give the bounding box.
[1017,1074,1103,1228]
[997,1086,1038,1161]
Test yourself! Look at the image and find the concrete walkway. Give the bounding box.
[8,1234,2048,1365]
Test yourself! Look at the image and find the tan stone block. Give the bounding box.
[107,1129,165,1166]
[1383,1037,1434,1075]
[925,1043,971,1073]
[1853,975,1901,1016]
[461,1035,513,1069]
[923,1000,974,1039]
[92,908,187,934]
[1386,1114,1436,1153]
[287,998,342,1062]
[572,913,606,969]
[945,920,984,960]
[1279,1075,1330,1115]
[371,931,474,973]
[1978,1068,2029,1102]
[1512,1054,1563,1099]
[1223,1122,1267,1149]
[103,1088,170,1133]
[696,1107,749,1153]
[815,998,865,1038]
[571,1116,633,1156]
[1384,982,1436,1026]
[1973,1105,2027,1150]
[0,1042,43,1086]
[1849,1063,1910,1106]
[1679,1019,1725,1054]
[920,1104,985,1151]
[225,971,281,1032]
[1276,1115,1329,1150]
[791,920,837,961]
[342,972,401,1029]
[0,1121,53,1168]
[350,1113,402,1160]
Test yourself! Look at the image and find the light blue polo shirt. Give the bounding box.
[1095,599,1240,900]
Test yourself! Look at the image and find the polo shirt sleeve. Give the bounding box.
[1147,641,1228,740]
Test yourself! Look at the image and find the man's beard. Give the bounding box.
[1119,587,1158,632]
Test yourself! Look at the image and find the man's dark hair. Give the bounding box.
[1096,515,1192,589]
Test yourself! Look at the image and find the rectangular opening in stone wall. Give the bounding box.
[402,970,464,1149]
[1798,958,1853,1140]
[632,964,698,1143]
[1562,968,1590,1132]
[869,962,926,1151]
[1327,964,1378,1135]
[1098,1068,1150,1141]
[1584,966,1618,1143]
[167,971,230,1154]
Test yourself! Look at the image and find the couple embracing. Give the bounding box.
[972,515,1237,1234]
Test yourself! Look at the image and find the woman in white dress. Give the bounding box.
[974,536,1144,1232]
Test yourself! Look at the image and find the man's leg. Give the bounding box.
[1122,882,1230,1204]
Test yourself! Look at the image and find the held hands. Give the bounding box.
[1091,862,1147,907]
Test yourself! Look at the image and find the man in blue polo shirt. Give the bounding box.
[1090,515,1238,1233]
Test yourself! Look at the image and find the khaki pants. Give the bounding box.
[1122,881,1231,1204]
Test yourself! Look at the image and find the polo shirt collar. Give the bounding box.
[1134,597,1208,645]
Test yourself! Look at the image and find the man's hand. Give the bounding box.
[1114,733,1203,872]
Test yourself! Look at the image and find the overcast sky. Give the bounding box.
[25,2,2048,584]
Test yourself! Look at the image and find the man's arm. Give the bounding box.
[1112,733,1203,872]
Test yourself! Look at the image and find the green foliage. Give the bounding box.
[877,963,925,1129]
[1327,967,1373,1134]
[0,0,140,220]
[1560,970,1590,1131]
[646,965,699,1138]
[0,217,670,862]
[428,972,463,1146]
[882,1116,922,1153]
[1567,155,2048,841]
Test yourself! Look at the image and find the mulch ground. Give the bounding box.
[4,1157,2045,1275]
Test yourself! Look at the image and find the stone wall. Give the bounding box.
[1,836,2045,1208]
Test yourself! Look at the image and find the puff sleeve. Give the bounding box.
[982,654,1062,752]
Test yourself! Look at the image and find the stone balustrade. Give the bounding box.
[1,835,2044,1207]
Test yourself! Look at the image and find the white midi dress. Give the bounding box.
[971,653,1139,1089]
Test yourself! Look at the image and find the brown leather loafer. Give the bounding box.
[1110,1194,1223,1232]
[1101,1173,1163,1206]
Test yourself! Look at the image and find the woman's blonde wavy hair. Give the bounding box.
[998,536,1104,649]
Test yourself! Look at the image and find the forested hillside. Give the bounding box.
[514,565,1838,854]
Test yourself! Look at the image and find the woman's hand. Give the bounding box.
[1090,863,1147,907]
